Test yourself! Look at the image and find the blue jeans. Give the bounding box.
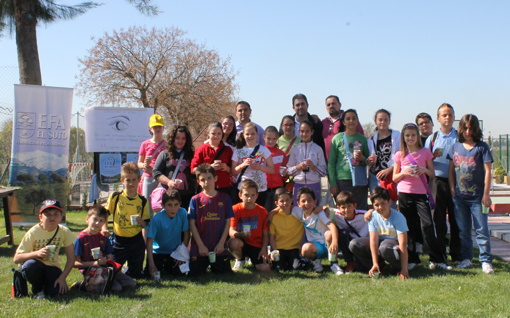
[452,196,492,263]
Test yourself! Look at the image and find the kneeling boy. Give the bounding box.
[228,180,270,272]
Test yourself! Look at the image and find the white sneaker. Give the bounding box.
[292,258,300,270]
[416,243,423,254]
[33,291,45,300]
[330,263,344,276]
[482,262,494,274]
[313,259,324,273]
[245,257,252,265]
[232,259,245,271]
[430,262,452,270]
[408,263,418,271]
[456,259,473,269]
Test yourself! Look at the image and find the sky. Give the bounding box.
[1,0,509,137]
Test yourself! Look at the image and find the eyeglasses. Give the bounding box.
[328,122,334,134]
[418,120,432,126]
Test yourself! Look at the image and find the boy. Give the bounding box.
[228,180,270,272]
[330,191,368,273]
[188,163,234,276]
[13,200,75,299]
[146,189,190,278]
[269,188,304,271]
[350,187,409,280]
[424,103,461,263]
[101,162,150,279]
[74,205,136,291]
[293,186,339,274]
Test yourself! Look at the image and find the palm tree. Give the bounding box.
[0,0,159,85]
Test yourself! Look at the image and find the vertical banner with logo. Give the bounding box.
[9,85,73,224]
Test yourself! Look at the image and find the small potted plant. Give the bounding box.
[494,164,506,184]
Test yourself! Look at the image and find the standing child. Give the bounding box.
[269,188,305,271]
[287,120,327,206]
[228,180,270,272]
[146,190,190,278]
[188,164,234,276]
[13,200,75,299]
[102,162,150,279]
[393,123,450,270]
[448,114,494,274]
[74,205,136,291]
[350,188,409,280]
[138,114,166,218]
[263,126,287,212]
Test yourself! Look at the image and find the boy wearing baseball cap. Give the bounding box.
[13,200,76,299]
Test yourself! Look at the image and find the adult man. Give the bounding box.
[292,94,325,152]
[235,101,265,145]
[321,95,364,160]
[415,112,434,145]
[424,103,461,263]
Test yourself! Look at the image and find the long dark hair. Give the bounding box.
[338,109,359,133]
[458,114,483,143]
[221,115,237,147]
[279,115,296,136]
[165,125,194,160]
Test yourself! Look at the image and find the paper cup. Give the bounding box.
[372,271,380,279]
[91,247,101,259]
[243,224,251,234]
[271,250,280,262]
[46,245,56,260]
[436,147,444,157]
[328,252,336,261]
[214,160,222,164]
[279,166,287,176]
[175,179,183,189]
[154,271,161,280]
[208,252,216,263]
[130,214,139,225]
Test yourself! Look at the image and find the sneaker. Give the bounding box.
[408,263,418,271]
[330,262,344,276]
[292,258,301,270]
[482,262,494,274]
[33,291,45,300]
[313,259,324,273]
[456,259,473,269]
[430,262,452,270]
[232,259,245,271]
[416,243,423,254]
[245,257,252,265]
[345,262,355,273]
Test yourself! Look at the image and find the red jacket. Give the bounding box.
[191,142,233,188]
[266,146,287,189]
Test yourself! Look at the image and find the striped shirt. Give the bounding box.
[74,231,114,273]
[188,192,234,257]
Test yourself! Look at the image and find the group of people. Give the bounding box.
[13,94,495,299]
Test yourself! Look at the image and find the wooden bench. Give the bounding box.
[0,189,15,246]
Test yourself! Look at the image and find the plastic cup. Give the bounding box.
[175,179,183,189]
[154,271,161,280]
[279,166,287,176]
[372,271,380,279]
[214,160,222,164]
[436,147,444,157]
[328,252,336,261]
[130,214,139,225]
[91,247,101,259]
[243,224,251,234]
[208,252,216,263]
[271,250,280,262]
[46,245,56,259]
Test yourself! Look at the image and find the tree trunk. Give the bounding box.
[13,0,42,85]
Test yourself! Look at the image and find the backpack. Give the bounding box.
[79,263,117,295]
[429,132,439,151]
[11,267,28,298]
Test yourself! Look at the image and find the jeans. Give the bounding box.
[349,237,402,271]
[22,259,63,296]
[452,196,492,263]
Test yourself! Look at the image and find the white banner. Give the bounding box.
[84,107,153,152]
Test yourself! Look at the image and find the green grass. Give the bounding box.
[1,211,510,317]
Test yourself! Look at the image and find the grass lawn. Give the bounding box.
[1,211,510,317]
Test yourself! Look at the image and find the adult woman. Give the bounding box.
[153,126,196,209]
[221,115,237,148]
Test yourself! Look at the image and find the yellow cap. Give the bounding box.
[149,114,164,127]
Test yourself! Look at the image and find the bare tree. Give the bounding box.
[362,122,376,139]
[76,26,238,134]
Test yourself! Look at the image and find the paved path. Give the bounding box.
[487,216,510,262]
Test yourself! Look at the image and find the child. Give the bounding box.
[287,120,327,207]
[350,188,409,280]
[146,189,190,278]
[331,191,368,273]
[188,163,234,276]
[328,109,370,210]
[232,123,275,206]
[228,180,270,272]
[74,205,136,291]
[447,114,494,274]
[13,200,75,299]
[393,123,450,271]
[293,187,339,274]
[102,162,150,279]
[138,114,166,218]
[269,188,304,271]
[263,126,287,212]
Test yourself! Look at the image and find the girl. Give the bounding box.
[191,122,233,195]
[153,125,196,209]
[287,121,327,206]
[263,126,287,212]
[221,115,237,148]
[277,115,301,159]
[231,123,275,206]
[328,109,369,210]
[448,114,494,274]
[138,114,166,218]
[393,123,449,270]
[367,109,400,200]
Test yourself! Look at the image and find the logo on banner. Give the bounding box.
[16,112,36,139]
